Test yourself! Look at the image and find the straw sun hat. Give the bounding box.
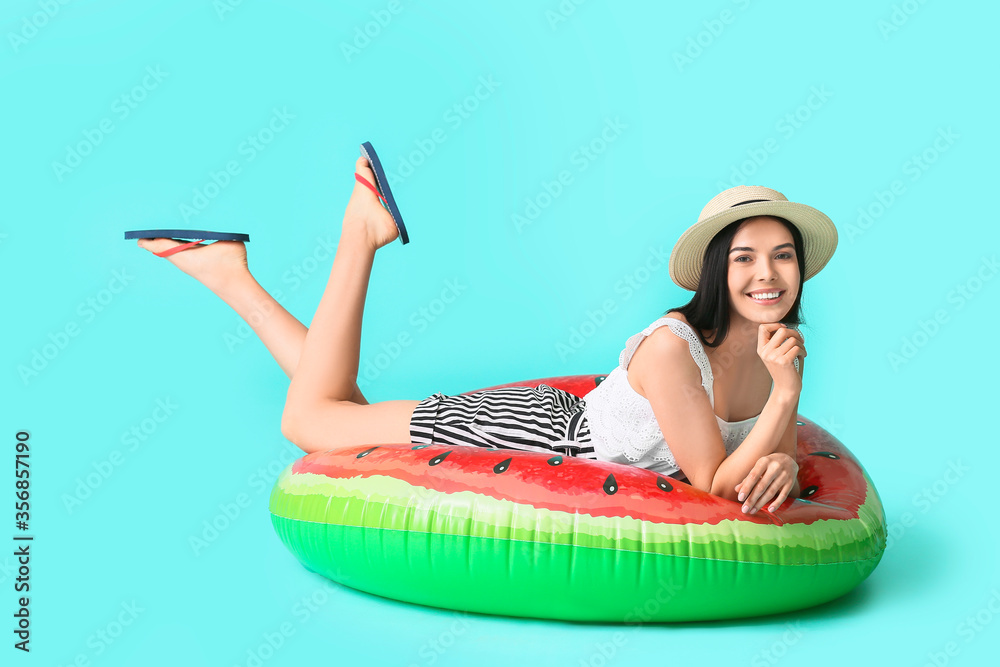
[668,185,838,292]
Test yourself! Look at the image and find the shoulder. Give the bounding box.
[629,316,703,390]
[640,313,697,349]
[661,311,689,327]
[651,313,705,345]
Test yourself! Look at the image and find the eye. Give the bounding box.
[735,253,793,263]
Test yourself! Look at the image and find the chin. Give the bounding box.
[734,307,792,327]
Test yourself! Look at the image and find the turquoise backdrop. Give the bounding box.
[3,1,997,665]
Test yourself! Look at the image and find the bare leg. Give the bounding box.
[135,238,370,404]
[138,153,419,452]
[212,273,371,405]
[281,156,420,451]
[285,155,405,407]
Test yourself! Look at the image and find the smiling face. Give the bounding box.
[726,216,801,327]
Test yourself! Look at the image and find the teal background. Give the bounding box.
[3,0,997,665]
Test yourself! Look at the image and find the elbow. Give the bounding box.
[689,456,736,501]
[692,475,734,501]
[706,478,728,501]
[707,471,740,503]
[712,485,740,503]
[689,476,712,495]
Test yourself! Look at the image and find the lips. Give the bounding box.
[746,290,784,304]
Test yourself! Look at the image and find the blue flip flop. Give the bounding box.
[357,141,409,245]
[124,229,249,257]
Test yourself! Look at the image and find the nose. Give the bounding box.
[755,257,778,282]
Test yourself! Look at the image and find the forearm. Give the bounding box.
[710,389,798,501]
[782,393,802,499]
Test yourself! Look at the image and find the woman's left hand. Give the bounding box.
[735,453,799,514]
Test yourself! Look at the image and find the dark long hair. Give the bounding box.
[664,216,806,349]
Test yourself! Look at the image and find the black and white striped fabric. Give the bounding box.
[409,384,598,459]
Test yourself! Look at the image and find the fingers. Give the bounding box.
[759,480,792,514]
[759,324,804,356]
[780,346,804,365]
[765,486,791,513]
[738,460,770,512]
[740,458,792,514]
[771,334,805,368]
[776,337,799,353]
[735,453,799,515]
[736,459,767,503]
[774,328,803,349]
[742,474,776,514]
[747,479,783,514]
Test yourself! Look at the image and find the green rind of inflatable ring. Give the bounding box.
[270,516,881,623]
[268,465,885,622]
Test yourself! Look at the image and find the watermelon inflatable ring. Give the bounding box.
[268,374,886,622]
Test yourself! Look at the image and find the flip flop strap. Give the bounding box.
[355,173,389,209]
[154,240,205,257]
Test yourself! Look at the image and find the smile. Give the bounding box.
[746,290,784,305]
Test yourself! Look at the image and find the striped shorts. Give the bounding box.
[409,384,598,459]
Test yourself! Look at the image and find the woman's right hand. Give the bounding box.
[757,323,806,396]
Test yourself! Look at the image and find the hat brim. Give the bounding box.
[668,201,838,292]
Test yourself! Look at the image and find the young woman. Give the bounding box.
[583,189,836,516]
[136,148,836,518]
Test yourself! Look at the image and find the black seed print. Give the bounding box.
[594,375,608,386]
[656,476,673,493]
[493,458,512,474]
[429,451,452,466]
[357,446,378,458]
[603,474,618,495]
[547,456,563,466]
[809,451,840,459]
[796,420,804,426]
[411,444,431,450]
[800,485,818,498]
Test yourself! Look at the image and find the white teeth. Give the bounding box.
[748,292,781,300]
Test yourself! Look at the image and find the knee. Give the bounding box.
[280,408,302,448]
[281,403,341,454]
[281,391,321,451]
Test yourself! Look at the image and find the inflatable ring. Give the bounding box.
[269,374,886,622]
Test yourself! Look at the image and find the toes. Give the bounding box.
[354,157,376,184]
[136,238,183,254]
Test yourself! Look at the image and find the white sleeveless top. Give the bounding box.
[581,316,800,477]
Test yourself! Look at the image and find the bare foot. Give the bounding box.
[344,156,400,250]
[136,238,250,294]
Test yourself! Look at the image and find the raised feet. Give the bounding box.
[136,238,250,294]
[344,156,401,252]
